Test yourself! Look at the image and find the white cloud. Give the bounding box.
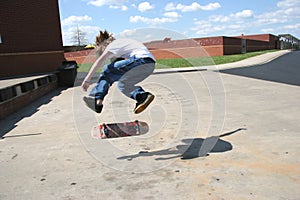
[233,10,254,18]
[165,2,221,12]
[284,23,300,30]
[261,28,274,33]
[163,12,181,18]
[190,0,300,38]
[256,17,283,25]
[61,15,92,26]
[194,23,245,36]
[129,16,143,23]
[118,29,169,42]
[129,15,178,25]
[207,10,253,25]
[192,16,249,36]
[87,0,127,7]
[119,29,137,37]
[165,2,176,11]
[192,20,213,35]
[177,2,204,12]
[200,2,222,11]
[192,8,256,37]
[122,5,128,11]
[255,0,299,26]
[209,15,230,23]
[109,5,128,11]
[277,0,300,8]
[283,7,298,16]
[256,10,288,26]
[138,1,154,12]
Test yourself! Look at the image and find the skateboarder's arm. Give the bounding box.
[82,51,113,90]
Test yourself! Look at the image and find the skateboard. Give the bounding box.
[91,120,149,139]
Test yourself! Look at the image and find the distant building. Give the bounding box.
[145,34,280,59]
[0,0,64,78]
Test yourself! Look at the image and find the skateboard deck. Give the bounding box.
[91,120,149,139]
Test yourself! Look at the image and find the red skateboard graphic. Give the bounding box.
[91,120,149,139]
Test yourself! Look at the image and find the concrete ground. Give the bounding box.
[0,50,299,200]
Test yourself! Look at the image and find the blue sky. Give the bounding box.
[58,0,300,45]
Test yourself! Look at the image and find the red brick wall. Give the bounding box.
[146,37,224,59]
[246,39,270,52]
[236,34,270,42]
[194,36,223,46]
[150,46,222,59]
[223,37,242,55]
[194,37,224,56]
[235,34,280,49]
[0,0,64,78]
[145,39,200,49]
[64,49,96,64]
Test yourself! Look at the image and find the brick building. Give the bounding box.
[0,0,64,78]
[145,34,280,59]
[235,34,280,50]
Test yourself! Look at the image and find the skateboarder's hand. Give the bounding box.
[81,81,90,92]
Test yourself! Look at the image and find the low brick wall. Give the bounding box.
[150,46,223,59]
[0,74,58,119]
[64,49,96,64]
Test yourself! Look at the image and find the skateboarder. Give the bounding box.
[81,30,155,114]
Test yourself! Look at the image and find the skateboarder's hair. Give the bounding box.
[95,30,113,45]
[95,30,115,57]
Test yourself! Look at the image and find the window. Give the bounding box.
[0,34,2,44]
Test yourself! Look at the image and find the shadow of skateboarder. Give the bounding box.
[117,128,246,160]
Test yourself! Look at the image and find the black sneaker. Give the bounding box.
[83,96,103,113]
[134,92,155,114]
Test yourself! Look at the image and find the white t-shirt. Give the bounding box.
[104,38,155,61]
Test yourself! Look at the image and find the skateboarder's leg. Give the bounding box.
[84,58,155,114]
[86,63,121,113]
[89,57,136,99]
[86,59,137,112]
[89,64,117,100]
[117,58,155,113]
[118,59,154,99]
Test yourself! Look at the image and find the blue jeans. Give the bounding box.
[89,56,155,101]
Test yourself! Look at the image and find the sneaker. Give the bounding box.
[83,96,103,113]
[134,92,155,114]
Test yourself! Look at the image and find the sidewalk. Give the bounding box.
[208,49,291,70]
[0,50,299,200]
